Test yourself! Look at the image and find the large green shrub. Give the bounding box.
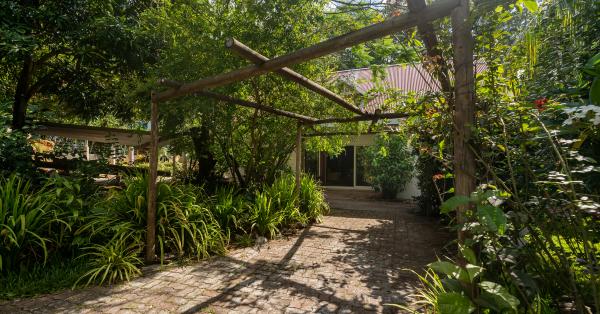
[207,186,246,242]
[363,133,416,199]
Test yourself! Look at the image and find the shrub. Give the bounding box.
[0,175,69,272]
[79,173,226,266]
[208,186,246,241]
[248,191,285,239]
[363,133,416,199]
[264,174,307,227]
[75,239,142,287]
[299,174,329,223]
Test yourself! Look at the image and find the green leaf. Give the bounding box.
[478,281,520,312]
[590,78,600,105]
[429,261,461,277]
[476,205,507,234]
[465,264,484,281]
[441,195,471,214]
[584,52,600,71]
[437,292,476,314]
[459,245,477,265]
[520,0,538,12]
[429,261,470,282]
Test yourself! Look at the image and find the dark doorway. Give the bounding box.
[323,146,354,186]
[303,150,319,180]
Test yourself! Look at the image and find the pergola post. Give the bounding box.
[146,93,159,263]
[451,0,476,244]
[295,123,302,200]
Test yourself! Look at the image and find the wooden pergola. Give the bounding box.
[145,0,475,262]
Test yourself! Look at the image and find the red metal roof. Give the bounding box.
[335,63,486,113]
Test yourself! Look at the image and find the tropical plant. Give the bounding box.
[0,175,69,272]
[299,174,329,223]
[79,173,226,265]
[208,186,246,241]
[264,174,307,227]
[75,239,142,287]
[363,133,416,199]
[248,191,285,239]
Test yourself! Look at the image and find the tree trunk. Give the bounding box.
[407,0,453,100]
[12,55,34,129]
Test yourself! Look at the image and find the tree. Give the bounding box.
[0,0,160,128]
[143,0,361,187]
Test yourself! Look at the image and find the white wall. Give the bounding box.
[290,134,421,199]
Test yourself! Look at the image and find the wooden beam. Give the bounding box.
[451,0,476,244]
[198,91,318,123]
[225,38,364,115]
[153,0,460,102]
[146,94,159,263]
[157,79,318,123]
[295,123,302,200]
[303,130,400,137]
[308,112,407,125]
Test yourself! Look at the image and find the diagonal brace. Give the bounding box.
[225,38,364,115]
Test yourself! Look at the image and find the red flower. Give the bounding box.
[432,173,444,181]
[533,97,548,111]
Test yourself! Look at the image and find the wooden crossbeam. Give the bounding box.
[303,130,400,137]
[198,91,318,123]
[225,38,364,115]
[153,0,460,103]
[308,112,407,125]
[158,79,317,123]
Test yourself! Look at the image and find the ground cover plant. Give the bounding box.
[0,171,328,298]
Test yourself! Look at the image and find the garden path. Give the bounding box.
[0,190,450,314]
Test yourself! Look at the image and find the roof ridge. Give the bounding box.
[335,62,421,74]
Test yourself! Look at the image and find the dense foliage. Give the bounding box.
[0,172,328,297]
[398,0,600,312]
[362,133,416,198]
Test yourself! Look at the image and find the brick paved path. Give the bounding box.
[0,193,449,313]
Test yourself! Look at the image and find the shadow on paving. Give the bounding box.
[180,207,451,313]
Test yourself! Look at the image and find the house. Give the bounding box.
[289,62,448,199]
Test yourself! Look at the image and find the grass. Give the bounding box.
[0,257,90,300]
